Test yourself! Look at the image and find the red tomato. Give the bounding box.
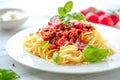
[87,6,96,12]
[109,13,119,25]
[86,12,99,23]
[97,10,105,16]
[98,15,114,26]
[79,6,119,27]
[80,10,88,16]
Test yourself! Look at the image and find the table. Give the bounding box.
[0,0,120,80]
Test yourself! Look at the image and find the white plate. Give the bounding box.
[6,24,120,74]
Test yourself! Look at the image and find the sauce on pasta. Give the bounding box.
[23,1,114,65]
[23,20,114,65]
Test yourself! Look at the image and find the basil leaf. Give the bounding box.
[62,14,72,23]
[58,7,66,17]
[83,45,109,62]
[29,33,34,36]
[0,69,20,80]
[52,1,86,24]
[0,73,2,79]
[72,12,86,21]
[41,41,49,49]
[52,52,60,63]
[64,1,73,13]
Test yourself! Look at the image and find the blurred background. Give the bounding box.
[0,1,120,80]
[0,0,120,27]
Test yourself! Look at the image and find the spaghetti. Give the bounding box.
[23,20,114,65]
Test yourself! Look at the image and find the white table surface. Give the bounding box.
[0,0,120,80]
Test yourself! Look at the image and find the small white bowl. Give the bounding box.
[0,8,28,30]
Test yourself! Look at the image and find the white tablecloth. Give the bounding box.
[0,0,120,80]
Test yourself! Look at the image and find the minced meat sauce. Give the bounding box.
[37,21,95,50]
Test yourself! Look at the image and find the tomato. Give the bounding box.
[87,6,96,12]
[98,15,114,26]
[80,10,88,16]
[86,12,99,23]
[97,10,105,16]
[109,13,119,25]
[79,6,120,27]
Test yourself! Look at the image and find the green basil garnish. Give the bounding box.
[58,7,66,17]
[50,1,86,23]
[52,52,60,64]
[64,1,73,13]
[0,69,20,80]
[58,1,73,17]
[29,33,34,36]
[40,41,49,49]
[72,12,86,21]
[62,14,71,23]
[82,45,109,62]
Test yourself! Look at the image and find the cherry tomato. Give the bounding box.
[98,15,114,26]
[80,10,88,16]
[97,10,105,16]
[86,12,99,23]
[109,13,119,25]
[79,6,120,27]
[87,6,96,12]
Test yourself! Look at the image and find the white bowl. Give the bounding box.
[0,8,28,30]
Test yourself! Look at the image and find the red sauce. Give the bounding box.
[40,21,95,50]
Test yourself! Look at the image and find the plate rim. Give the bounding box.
[6,24,120,74]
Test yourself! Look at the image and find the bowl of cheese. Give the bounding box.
[0,8,28,30]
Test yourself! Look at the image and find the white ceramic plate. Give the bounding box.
[6,24,120,74]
